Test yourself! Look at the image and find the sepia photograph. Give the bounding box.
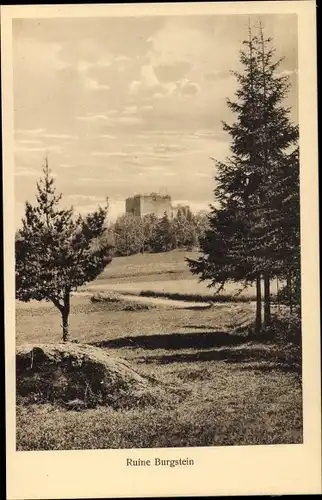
[13,11,303,451]
[2,1,320,498]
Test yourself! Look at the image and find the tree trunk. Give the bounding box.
[287,275,293,314]
[61,289,70,342]
[62,309,69,342]
[276,277,280,313]
[263,272,271,328]
[255,273,262,335]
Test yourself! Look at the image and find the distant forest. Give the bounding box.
[103,208,210,256]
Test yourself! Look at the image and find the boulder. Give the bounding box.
[16,343,162,410]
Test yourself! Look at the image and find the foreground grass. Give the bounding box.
[16,295,302,450]
[17,359,302,450]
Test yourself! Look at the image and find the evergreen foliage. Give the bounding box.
[15,160,113,341]
[187,23,300,332]
[110,210,208,256]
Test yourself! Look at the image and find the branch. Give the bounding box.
[47,293,64,312]
[68,244,86,291]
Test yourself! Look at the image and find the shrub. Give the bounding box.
[139,290,254,303]
[90,292,156,311]
[90,291,122,303]
[264,312,301,345]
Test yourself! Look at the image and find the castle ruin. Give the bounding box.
[125,193,190,219]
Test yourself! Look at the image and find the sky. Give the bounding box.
[13,13,298,229]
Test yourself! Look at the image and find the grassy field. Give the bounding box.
[84,250,279,297]
[94,250,200,282]
[16,251,302,450]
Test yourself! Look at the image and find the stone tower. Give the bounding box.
[125,193,173,218]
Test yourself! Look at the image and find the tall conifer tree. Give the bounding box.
[188,22,299,333]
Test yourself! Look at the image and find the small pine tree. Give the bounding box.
[15,160,113,341]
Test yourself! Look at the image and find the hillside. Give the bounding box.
[88,250,277,298]
[95,250,200,283]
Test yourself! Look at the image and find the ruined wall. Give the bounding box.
[125,193,173,218]
[125,196,141,216]
[171,204,191,219]
[141,194,172,218]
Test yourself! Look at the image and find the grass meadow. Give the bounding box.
[16,250,302,450]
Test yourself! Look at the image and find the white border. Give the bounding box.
[2,2,321,498]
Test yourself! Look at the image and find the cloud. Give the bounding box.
[178,80,200,97]
[14,144,62,153]
[138,165,167,172]
[95,58,113,68]
[128,65,159,93]
[205,70,231,82]
[117,116,143,125]
[85,77,110,91]
[191,130,229,140]
[17,139,44,145]
[276,69,298,77]
[114,55,130,62]
[76,113,144,126]
[91,151,129,157]
[14,168,39,177]
[58,163,76,169]
[123,105,138,115]
[147,23,210,67]
[99,134,117,139]
[91,149,181,161]
[195,172,212,178]
[128,60,199,102]
[13,15,298,230]
[141,64,159,87]
[129,64,176,97]
[77,114,110,122]
[76,203,106,215]
[129,80,141,93]
[42,133,77,140]
[153,144,185,153]
[16,129,77,141]
[16,128,45,136]
[141,105,153,111]
[153,61,192,83]
[78,177,105,183]
[77,60,92,73]
[76,57,114,76]
[14,37,67,77]
[68,194,106,202]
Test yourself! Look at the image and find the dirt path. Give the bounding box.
[78,288,210,309]
[15,290,210,310]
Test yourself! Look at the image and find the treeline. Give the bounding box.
[103,208,209,257]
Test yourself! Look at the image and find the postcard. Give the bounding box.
[2,1,321,498]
